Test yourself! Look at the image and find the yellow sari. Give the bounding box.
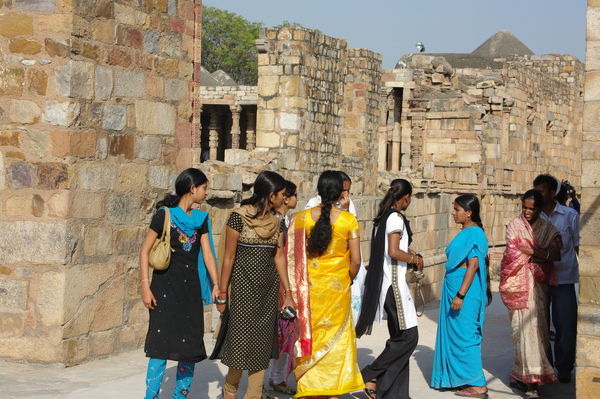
[287,208,365,397]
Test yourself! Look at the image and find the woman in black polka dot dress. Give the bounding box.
[211,171,296,399]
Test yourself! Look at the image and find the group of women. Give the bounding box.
[139,167,560,399]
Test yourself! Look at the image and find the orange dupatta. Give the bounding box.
[286,211,313,358]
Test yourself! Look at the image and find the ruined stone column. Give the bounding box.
[230,104,241,149]
[246,109,256,151]
[209,108,219,160]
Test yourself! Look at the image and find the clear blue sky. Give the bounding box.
[203,0,586,69]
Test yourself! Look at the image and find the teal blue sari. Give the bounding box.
[431,226,488,389]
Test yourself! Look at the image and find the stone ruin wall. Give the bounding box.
[0,12,587,366]
[253,27,381,195]
[378,54,584,282]
[0,0,202,365]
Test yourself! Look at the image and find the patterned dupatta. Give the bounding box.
[286,210,313,358]
[170,206,217,305]
[499,214,560,310]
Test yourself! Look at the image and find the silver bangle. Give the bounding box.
[216,298,227,305]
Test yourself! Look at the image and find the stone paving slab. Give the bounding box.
[0,292,575,398]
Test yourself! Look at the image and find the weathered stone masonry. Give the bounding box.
[0,0,202,365]
[0,6,591,376]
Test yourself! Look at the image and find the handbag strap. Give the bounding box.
[160,207,171,242]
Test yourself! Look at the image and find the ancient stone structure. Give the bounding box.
[198,67,258,160]
[576,2,600,397]
[0,3,589,373]
[0,0,204,365]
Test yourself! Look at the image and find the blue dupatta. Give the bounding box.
[444,226,489,323]
[170,206,218,305]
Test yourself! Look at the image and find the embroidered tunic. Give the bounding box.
[144,208,207,363]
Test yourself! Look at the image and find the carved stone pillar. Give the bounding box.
[209,108,219,160]
[246,109,256,151]
[230,104,242,149]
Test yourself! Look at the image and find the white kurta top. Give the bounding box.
[374,212,418,330]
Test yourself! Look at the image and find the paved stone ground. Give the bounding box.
[0,291,575,399]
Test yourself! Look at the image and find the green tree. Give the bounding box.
[201,6,263,85]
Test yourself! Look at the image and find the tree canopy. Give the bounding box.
[201,6,263,85]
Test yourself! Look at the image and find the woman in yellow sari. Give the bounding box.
[287,170,364,398]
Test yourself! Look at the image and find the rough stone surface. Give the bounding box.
[44,38,70,58]
[9,100,41,124]
[165,78,187,100]
[0,152,4,190]
[6,161,36,188]
[25,129,47,159]
[135,101,176,135]
[76,162,117,190]
[42,102,81,126]
[114,70,146,98]
[0,66,25,96]
[0,278,29,310]
[36,271,64,327]
[27,68,48,95]
[109,135,134,158]
[0,13,34,37]
[32,194,46,217]
[0,221,70,265]
[133,135,162,161]
[84,225,113,256]
[106,194,140,225]
[149,166,176,189]
[94,66,113,101]
[14,0,56,12]
[117,163,147,192]
[102,105,127,131]
[37,162,68,189]
[9,38,42,55]
[55,61,95,99]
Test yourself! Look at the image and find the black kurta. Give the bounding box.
[144,208,208,363]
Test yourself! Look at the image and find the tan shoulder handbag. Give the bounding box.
[148,207,174,270]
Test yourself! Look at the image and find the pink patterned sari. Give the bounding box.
[500,214,561,384]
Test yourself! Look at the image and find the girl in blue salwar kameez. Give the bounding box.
[431,194,490,399]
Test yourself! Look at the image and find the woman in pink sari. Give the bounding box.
[499,189,562,399]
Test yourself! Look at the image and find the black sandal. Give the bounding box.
[509,379,527,392]
[364,379,377,399]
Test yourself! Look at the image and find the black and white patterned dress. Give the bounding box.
[217,211,283,370]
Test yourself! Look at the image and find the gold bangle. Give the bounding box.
[546,251,550,260]
[409,255,414,264]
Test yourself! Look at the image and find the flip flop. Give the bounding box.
[454,387,489,398]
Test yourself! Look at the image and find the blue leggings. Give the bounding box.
[145,358,195,399]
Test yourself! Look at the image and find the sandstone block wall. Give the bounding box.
[254,27,381,196]
[577,2,600,396]
[0,0,202,365]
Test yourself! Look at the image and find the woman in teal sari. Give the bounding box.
[431,194,491,398]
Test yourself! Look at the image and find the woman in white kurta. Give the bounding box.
[356,178,423,399]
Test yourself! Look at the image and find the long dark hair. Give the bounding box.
[156,168,208,209]
[307,170,343,257]
[522,189,544,209]
[284,180,297,197]
[241,170,286,218]
[454,194,482,228]
[454,194,492,306]
[373,179,412,226]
